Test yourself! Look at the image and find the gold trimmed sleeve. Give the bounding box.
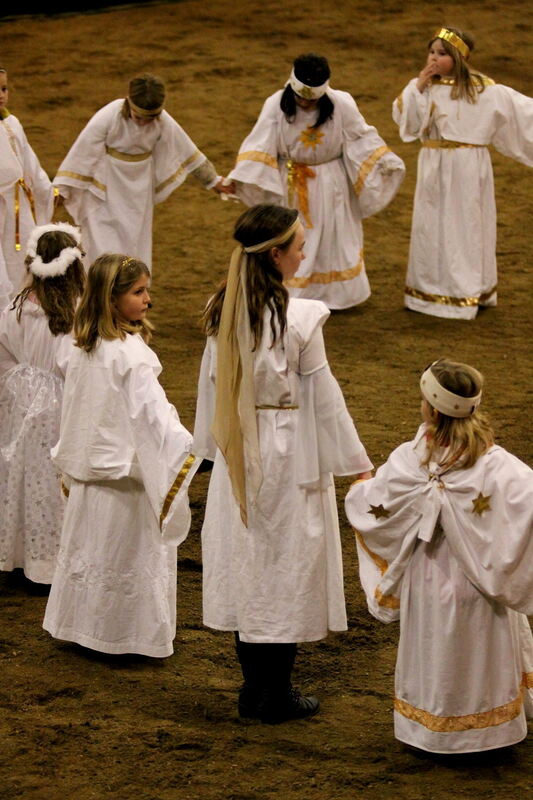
[236,150,278,170]
[354,145,390,195]
[155,150,203,194]
[159,453,196,529]
[55,170,106,194]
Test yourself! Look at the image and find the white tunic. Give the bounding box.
[345,425,533,753]
[194,299,372,643]
[53,99,210,269]
[0,113,54,307]
[393,78,533,319]
[228,89,405,309]
[43,334,198,657]
[0,301,73,583]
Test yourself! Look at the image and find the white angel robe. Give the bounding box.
[53,99,214,269]
[393,78,533,319]
[0,301,73,583]
[345,424,533,753]
[43,333,199,657]
[228,89,405,309]
[194,299,373,643]
[0,112,54,307]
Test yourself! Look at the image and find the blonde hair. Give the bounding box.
[74,254,152,353]
[429,27,488,103]
[422,358,494,470]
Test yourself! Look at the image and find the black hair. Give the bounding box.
[280,53,334,128]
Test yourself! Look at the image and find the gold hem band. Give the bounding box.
[395,691,523,732]
[285,251,364,288]
[405,284,497,308]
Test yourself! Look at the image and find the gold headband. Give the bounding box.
[433,28,470,60]
[127,97,164,118]
[243,218,301,254]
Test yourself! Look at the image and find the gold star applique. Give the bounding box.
[368,504,390,520]
[298,126,325,150]
[471,492,491,515]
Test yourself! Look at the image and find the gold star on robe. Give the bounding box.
[471,492,492,515]
[368,504,390,520]
[298,126,325,150]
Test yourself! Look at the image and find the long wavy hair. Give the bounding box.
[74,254,152,353]
[422,358,494,470]
[280,53,334,129]
[202,204,298,350]
[13,230,85,335]
[429,27,488,102]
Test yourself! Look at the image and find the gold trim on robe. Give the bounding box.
[422,140,488,149]
[155,150,202,194]
[285,250,364,288]
[159,453,196,528]
[523,672,533,690]
[236,150,278,170]
[394,692,524,732]
[395,93,404,114]
[105,145,152,162]
[354,145,390,195]
[354,529,401,610]
[405,284,497,308]
[56,170,106,194]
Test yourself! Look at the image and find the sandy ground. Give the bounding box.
[0,1,532,798]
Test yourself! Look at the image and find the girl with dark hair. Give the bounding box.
[194,204,373,723]
[393,27,533,318]
[0,223,85,583]
[346,358,533,753]
[226,54,405,309]
[54,73,232,270]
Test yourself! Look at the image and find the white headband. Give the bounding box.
[26,223,83,279]
[288,69,329,100]
[420,364,482,418]
[243,218,301,254]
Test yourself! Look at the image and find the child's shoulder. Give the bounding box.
[287,298,330,341]
[93,334,160,372]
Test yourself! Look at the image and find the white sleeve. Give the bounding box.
[392,78,430,142]
[192,338,218,461]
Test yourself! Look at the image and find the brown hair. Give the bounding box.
[429,27,488,102]
[202,204,298,349]
[422,358,494,470]
[74,254,152,353]
[121,73,165,118]
[13,230,85,335]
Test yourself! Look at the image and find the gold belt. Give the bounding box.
[286,159,316,228]
[105,145,152,162]
[255,404,299,410]
[422,140,487,149]
[14,178,36,251]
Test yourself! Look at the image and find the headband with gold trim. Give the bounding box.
[433,28,470,60]
[243,218,301,254]
[420,363,481,418]
[287,69,329,100]
[127,97,164,118]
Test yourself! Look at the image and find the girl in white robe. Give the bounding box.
[0,223,84,583]
[53,73,231,270]
[226,54,405,310]
[0,68,55,309]
[393,27,533,319]
[43,253,199,657]
[194,204,373,722]
[345,358,533,753]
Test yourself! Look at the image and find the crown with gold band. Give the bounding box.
[287,69,329,100]
[420,362,481,418]
[127,97,164,118]
[433,28,470,59]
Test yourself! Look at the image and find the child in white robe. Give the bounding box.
[345,358,533,753]
[393,27,533,319]
[226,53,405,310]
[54,73,232,270]
[0,67,55,309]
[194,204,373,722]
[0,223,84,583]
[43,254,198,657]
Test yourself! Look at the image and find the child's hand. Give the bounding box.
[353,470,373,482]
[416,63,439,93]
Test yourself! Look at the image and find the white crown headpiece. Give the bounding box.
[420,362,482,418]
[287,69,329,100]
[25,223,83,279]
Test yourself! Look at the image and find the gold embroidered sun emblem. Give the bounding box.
[471,492,491,515]
[298,126,325,150]
[368,504,390,520]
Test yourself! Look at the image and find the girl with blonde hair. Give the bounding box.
[393,27,533,318]
[345,358,533,753]
[0,223,84,583]
[43,254,198,657]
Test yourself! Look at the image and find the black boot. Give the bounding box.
[260,643,319,724]
[235,633,264,718]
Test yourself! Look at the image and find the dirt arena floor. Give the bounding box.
[0,1,532,798]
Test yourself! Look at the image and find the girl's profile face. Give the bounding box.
[0,73,8,110]
[271,223,306,280]
[427,40,454,77]
[113,274,151,322]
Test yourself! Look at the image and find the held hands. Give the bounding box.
[352,471,373,483]
[214,177,237,195]
[416,63,439,93]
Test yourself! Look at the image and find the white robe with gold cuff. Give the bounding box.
[228,89,405,309]
[43,334,198,657]
[345,424,533,753]
[393,78,533,319]
[53,99,211,269]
